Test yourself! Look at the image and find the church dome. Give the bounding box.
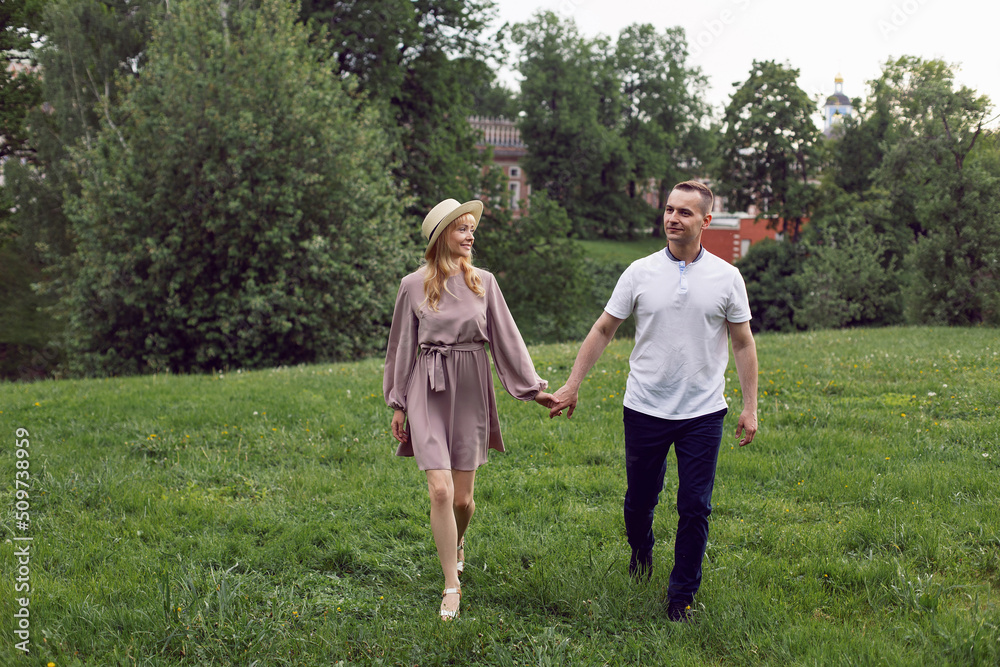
[826,74,850,106]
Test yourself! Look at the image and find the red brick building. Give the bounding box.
[469,116,530,213]
[701,212,794,263]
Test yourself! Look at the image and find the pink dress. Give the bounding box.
[383,268,547,471]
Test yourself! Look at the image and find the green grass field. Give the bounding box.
[1,327,998,665]
[576,237,666,264]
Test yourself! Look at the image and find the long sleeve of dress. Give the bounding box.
[484,274,547,400]
[383,277,419,411]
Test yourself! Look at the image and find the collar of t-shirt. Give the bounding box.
[664,245,705,264]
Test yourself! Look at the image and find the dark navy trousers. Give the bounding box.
[623,405,727,603]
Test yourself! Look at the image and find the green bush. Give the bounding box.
[59,0,410,376]
[475,192,594,344]
[735,239,805,333]
[794,191,904,330]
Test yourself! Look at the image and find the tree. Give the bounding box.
[512,16,716,239]
[0,0,44,241]
[2,1,161,378]
[720,60,825,241]
[60,0,409,376]
[615,23,714,217]
[466,78,518,119]
[871,56,1000,325]
[0,0,43,163]
[828,85,890,197]
[299,0,500,220]
[4,0,162,263]
[511,11,632,238]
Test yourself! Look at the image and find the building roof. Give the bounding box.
[469,116,526,148]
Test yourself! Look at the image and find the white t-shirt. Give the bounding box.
[604,247,752,420]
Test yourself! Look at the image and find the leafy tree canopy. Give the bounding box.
[299,0,501,220]
[0,0,45,243]
[512,12,711,239]
[615,23,714,211]
[0,0,44,163]
[871,56,999,325]
[4,0,163,263]
[720,59,825,241]
[512,12,614,235]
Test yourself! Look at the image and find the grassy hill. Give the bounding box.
[1,327,998,665]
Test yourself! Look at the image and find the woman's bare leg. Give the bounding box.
[427,469,461,617]
[453,469,476,571]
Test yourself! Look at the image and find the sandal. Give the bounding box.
[457,538,466,577]
[440,587,461,621]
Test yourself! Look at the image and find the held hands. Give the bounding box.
[533,387,576,418]
[547,384,578,419]
[391,409,408,445]
[533,391,559,410]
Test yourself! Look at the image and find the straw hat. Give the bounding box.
[421,199,484,251]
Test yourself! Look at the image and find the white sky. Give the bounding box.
[490,0,1000,126]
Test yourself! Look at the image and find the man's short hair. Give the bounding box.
[672,180,714,216]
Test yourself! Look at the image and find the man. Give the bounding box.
[549,180,758,622]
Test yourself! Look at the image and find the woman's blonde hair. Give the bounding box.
[422,213,484,311]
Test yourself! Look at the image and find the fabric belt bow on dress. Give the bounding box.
[420,342,485,392]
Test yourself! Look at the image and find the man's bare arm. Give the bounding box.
[550,311,625,418]
[728,319,758,445]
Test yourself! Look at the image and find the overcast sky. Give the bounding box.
[490,0,1000,125]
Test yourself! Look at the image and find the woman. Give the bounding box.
[383,198,555,621]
